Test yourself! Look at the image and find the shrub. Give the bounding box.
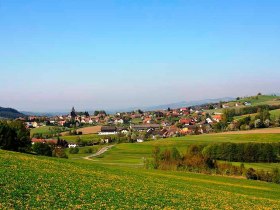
[52,148,68,158]
[84,148,93,154]
[69,147,79,154]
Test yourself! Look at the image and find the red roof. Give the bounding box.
[31,138,57,144]
[179,118,192,124]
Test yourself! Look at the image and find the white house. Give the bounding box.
[68,143,77,148]
[244,102,252,106]
[206,118,213,124]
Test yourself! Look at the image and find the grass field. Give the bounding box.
[234,109,280,120]
[2,131,280,209]
[30,126,66,137]
[91,133,280,166]
[205,95,280,115]
[1,150,280,209]
[65,145,102,158]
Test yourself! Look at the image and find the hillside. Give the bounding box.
[1,149,280,209]
[0,107,25,119]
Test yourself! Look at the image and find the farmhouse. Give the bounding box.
[99,126,117,135]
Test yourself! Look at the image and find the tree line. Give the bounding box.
[202,142,280,162]
[146,144,280,184]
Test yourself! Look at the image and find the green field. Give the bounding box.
[1,132,280,209]
[65,145,101,158]
[1,150,280,209]
[30,126,67,137]
[234,109,280,120]
[92,133,280,166]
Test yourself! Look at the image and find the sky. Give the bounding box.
[0,0,280,112]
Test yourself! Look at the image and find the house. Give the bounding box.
[32,122,39,128]
[222,104,230,108]
[117,127,129,134]
[235,103,242,107]
[212,115,222,122]
[206,118,213,124]
[68,143,77,148]
[179,118,193,125]
[131,124,160,132]
[143,117,152,124]
[98,126,117,135]
[114,119,124,124]
[244,102,252,106]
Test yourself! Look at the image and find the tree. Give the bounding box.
[171,147,181,161]
[152,146,161,169]
[32,143,52,156]
[0,120,31,152]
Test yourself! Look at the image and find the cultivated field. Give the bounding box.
[1,150,280,209]
[76,125,101,135]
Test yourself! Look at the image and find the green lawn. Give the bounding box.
[1,149,280,209]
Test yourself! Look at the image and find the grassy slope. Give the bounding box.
[1,150,280,209]
[30,126,66,137]
[206,95,280,115]
[95,133,280,166]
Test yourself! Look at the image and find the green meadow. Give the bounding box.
[1,132,280,209]
[1,149,280,209]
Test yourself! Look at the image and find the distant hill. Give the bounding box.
[0,107,26,119]
[107,97,235,113]
[142,97,235,111]
[21,111,68,117]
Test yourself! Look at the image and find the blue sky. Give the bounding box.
[0,0,280,112]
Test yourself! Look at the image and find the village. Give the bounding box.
[21,99,258,148]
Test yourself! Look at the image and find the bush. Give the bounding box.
[52,148,68,158]
[84,148,93,154]
[246,168,257,180]
[69,147,79,154]
[32,143,52,156]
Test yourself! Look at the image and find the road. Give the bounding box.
[83,145,115,160]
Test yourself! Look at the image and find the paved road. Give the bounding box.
[83,145,114,160]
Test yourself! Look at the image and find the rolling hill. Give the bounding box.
[1,149,280,209]
[0,107,25,119]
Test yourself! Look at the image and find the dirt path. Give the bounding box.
[83,145,114,160]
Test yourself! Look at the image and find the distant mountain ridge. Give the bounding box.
[0,107,26,119]
[19,97,235,116]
